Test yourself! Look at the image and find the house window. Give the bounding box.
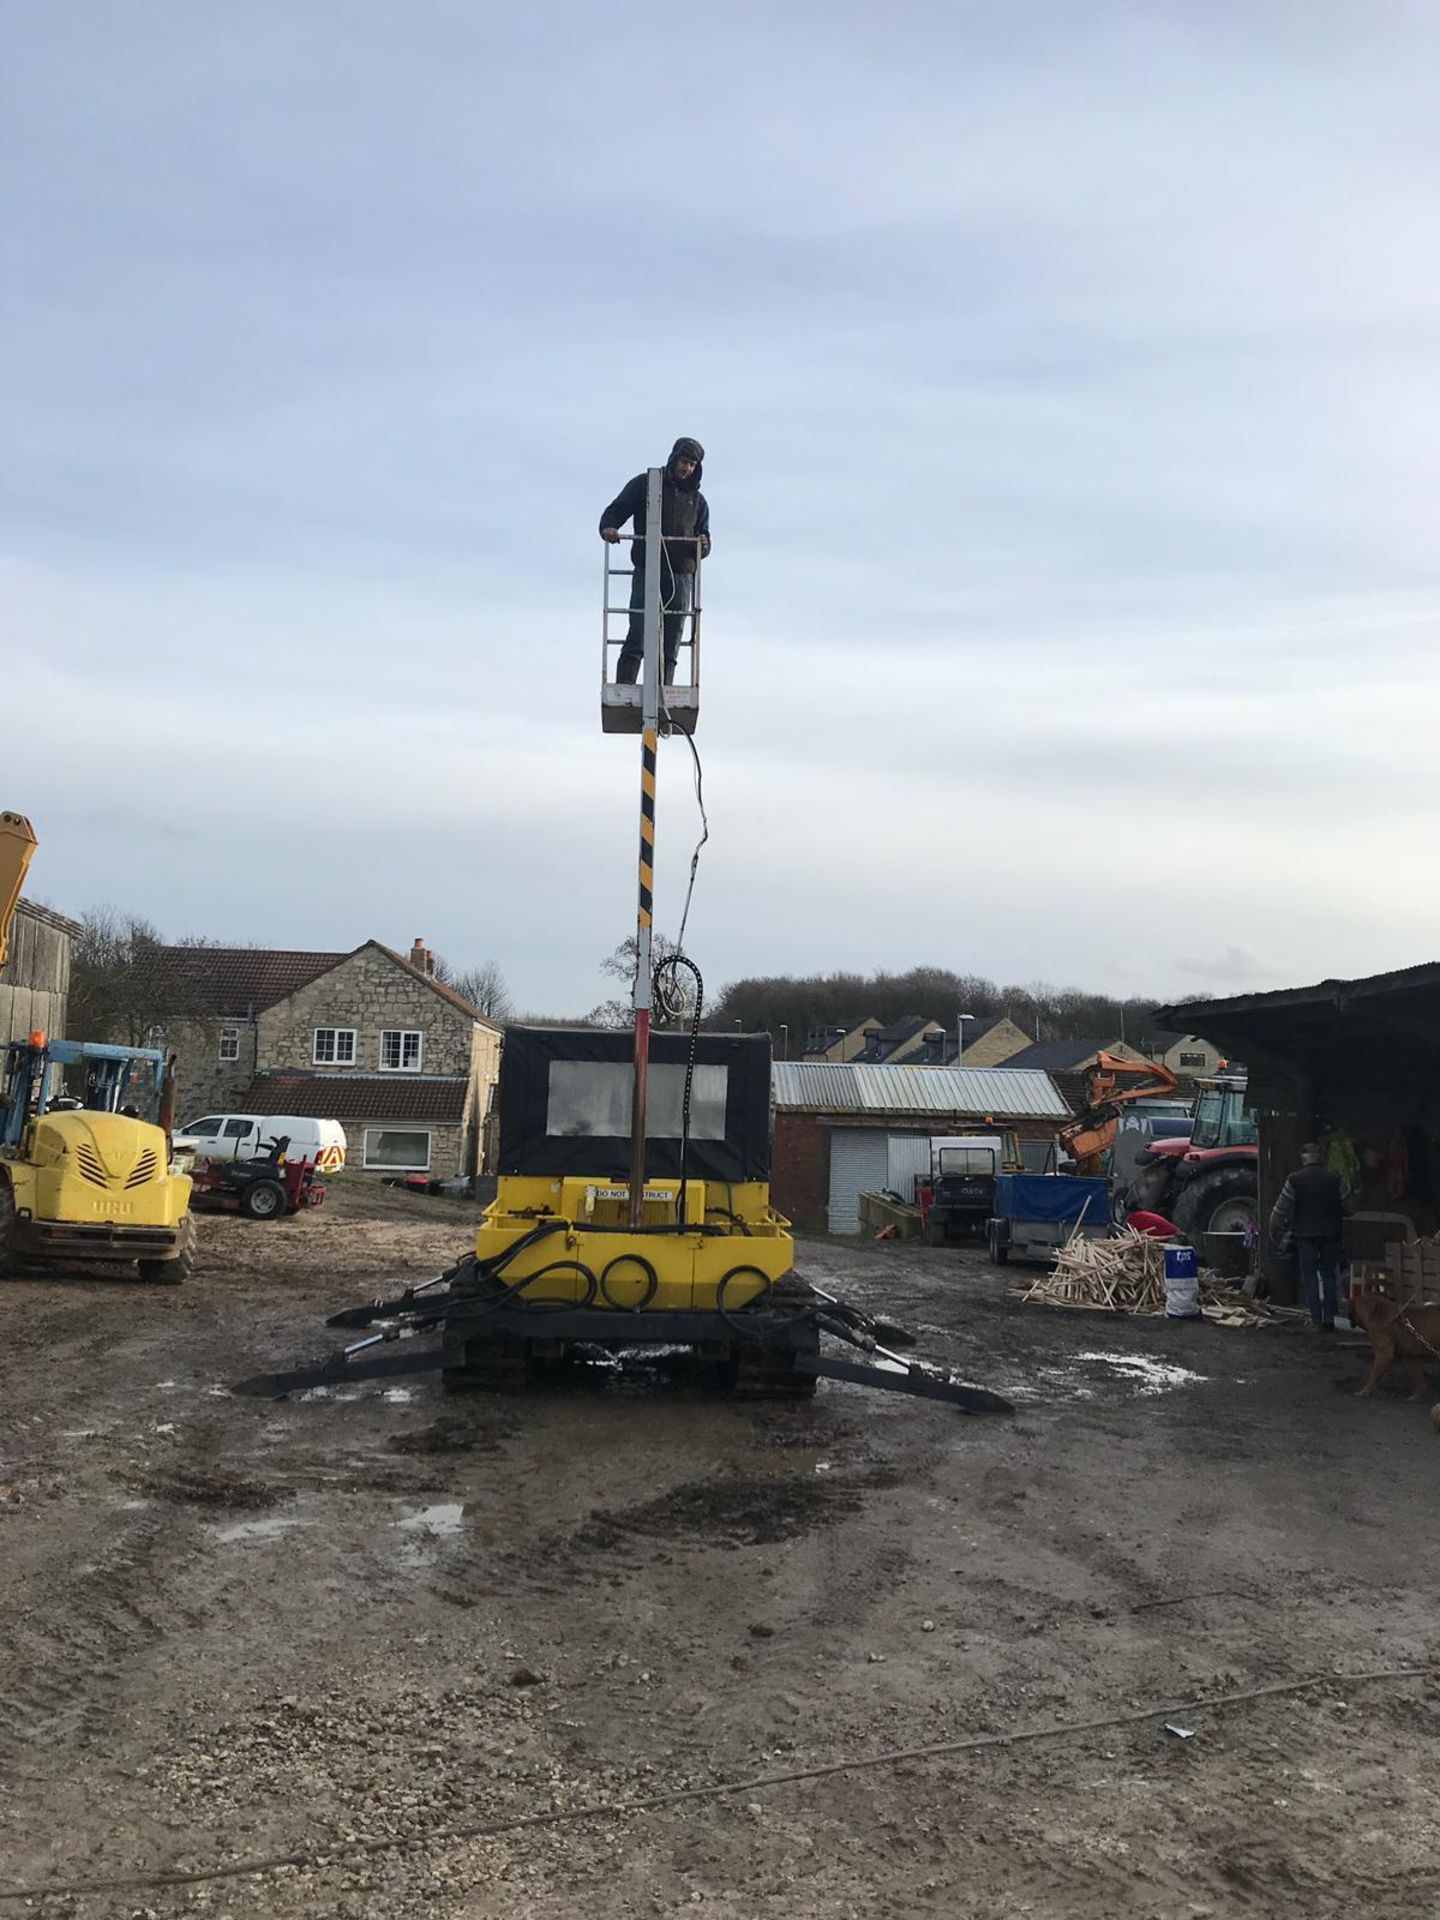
[313,1028,358,1066]
[218,1026,240,1063]
[380,1029,423,1072]
[363,1127,431,1171]
[1179,1051,1206,1068]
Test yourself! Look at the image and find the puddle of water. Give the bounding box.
[60,1428,101,1440]
[395,1500,465,1569]
[397,1502,465,1536]
[117,1497,151,1511]
[1074,1352,1207,1395]
[298,1385,364,1403]
[383,1388,414,1404]
[155,1380,178,1390]
[211,1513,310,1546]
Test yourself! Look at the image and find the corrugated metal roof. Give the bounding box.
[771,1062,1068,1119]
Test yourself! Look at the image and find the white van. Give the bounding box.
[175,1113,347,1171]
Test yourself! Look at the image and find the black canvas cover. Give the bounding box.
[498,1027,772,1181]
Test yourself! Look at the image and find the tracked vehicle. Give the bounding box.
[238,469,1010,1415]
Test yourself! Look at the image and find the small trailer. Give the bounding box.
[987,1173,1110,1266]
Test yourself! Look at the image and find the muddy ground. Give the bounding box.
[1,1181,1438,1918]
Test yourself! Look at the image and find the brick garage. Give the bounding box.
[771,1063,1070,1233]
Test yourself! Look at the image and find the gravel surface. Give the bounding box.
[2,1181,1438,1917]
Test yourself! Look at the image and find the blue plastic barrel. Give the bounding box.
[1163,1244,1198,1283]
[1163,1241,1201,1318]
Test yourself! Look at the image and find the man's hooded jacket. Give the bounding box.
[599,438,709,575]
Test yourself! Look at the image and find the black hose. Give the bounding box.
[653,950,703,1227]
[714,1264,818,1342]
[599,1253,659,1312]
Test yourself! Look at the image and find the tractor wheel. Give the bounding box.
[140,1214,196,1287]
[240,1179,287,1221]
[1172,1167,1257,1243]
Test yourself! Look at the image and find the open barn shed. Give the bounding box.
[1160,962,1440,1294]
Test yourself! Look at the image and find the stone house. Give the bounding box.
[1136,1029,1224,1080]
[0,901,80,1046]
[806,1013,1032,1069]
[891,1014,1034,1068]
[158,938,502,1180]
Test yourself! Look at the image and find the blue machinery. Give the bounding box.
[2,1038,175,1151]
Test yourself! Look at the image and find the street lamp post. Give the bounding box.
[956,1011,976,1065]
[779,1023,789,1059]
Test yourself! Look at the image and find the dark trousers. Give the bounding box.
[1297,1237,1342,1325]
[615,565,693,685]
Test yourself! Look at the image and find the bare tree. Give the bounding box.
[433,954,514,1024]
[69,909,213,1047]
[588,934,695,1029]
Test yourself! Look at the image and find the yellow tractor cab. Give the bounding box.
[0,1036,195,1283]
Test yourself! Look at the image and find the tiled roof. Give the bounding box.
[1000,1038,1121,1072]
[157,940,503,1030]
[157,946,347,1015]
[772,1063,1068,1120]
[242,1072,469,1125]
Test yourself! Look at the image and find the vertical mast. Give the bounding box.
[628,467,664,1227]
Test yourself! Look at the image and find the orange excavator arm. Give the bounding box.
[0,812,38,971]
[1058,1050,1179,1175]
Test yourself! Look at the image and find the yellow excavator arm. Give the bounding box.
[0,812,38,971]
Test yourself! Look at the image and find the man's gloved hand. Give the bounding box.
[700,534,711,557]
[600,527,621,543]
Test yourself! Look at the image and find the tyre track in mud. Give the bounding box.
[0,1411,235,1772]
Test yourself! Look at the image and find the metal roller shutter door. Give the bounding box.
[886,1132,933,1204]
[827,1129,891,1234]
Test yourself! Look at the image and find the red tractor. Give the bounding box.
[1124,1071,1257,1242]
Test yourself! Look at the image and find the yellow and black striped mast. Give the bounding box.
[628,467,665,1228]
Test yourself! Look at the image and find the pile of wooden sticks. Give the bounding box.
[1020,1228,1171,1312]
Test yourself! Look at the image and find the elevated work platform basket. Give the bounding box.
[601,536,702,735]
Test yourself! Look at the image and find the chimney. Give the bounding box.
[410,936,434,978]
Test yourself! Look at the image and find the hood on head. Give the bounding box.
[668,437,704,486]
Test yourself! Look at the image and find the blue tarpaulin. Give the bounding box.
[993,1173,1109,1225]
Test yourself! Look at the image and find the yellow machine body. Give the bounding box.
[0,811,38,969]
[475,1175,793,1309]
[2,1110,193,1265]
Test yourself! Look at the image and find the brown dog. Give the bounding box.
[1350,1289,1440,1401]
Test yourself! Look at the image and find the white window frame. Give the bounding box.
[379,1029,423,1073]
[313,1027,358,1067]
[218,1026,241,1063]
[362,1126,432,1172]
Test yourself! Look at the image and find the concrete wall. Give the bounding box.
[0,903,74,1046]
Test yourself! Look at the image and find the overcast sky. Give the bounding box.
[6,2,1440,1016]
